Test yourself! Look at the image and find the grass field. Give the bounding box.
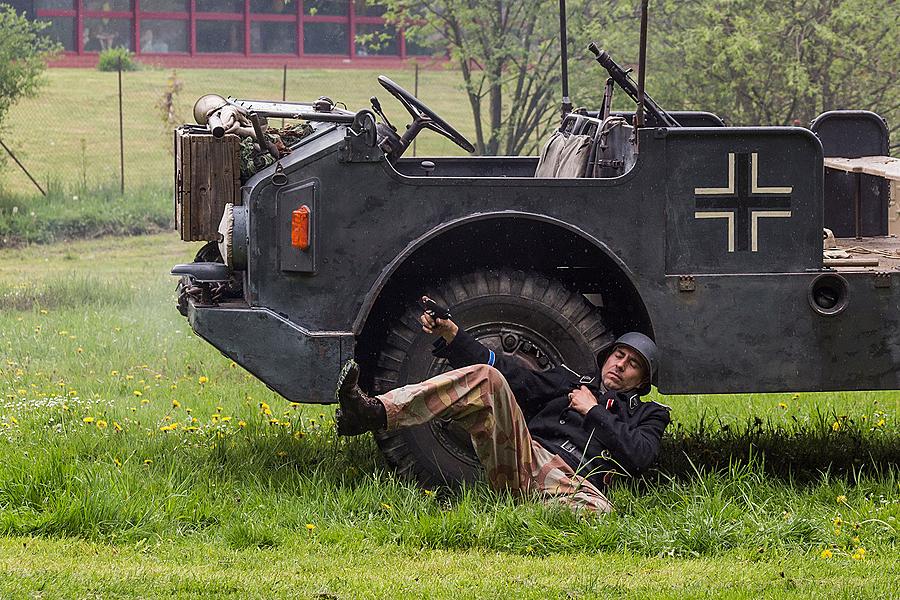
[1,67,474,195]
[1,233,899,598]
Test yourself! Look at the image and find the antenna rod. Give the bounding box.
[636,0,649,128]
[559,0,572,117]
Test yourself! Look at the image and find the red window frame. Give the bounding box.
[34,0,418,59]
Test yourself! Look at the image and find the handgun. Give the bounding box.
[419,297,452,320]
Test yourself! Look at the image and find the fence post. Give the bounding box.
[281,64,288,128]
[0,138,46,196]
[118,56,125,194]
[412,62,419,157]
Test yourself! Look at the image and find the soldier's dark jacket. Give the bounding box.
[433,329,671,489]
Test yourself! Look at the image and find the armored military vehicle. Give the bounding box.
[172,36,899,485]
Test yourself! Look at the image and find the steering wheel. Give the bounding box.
[378,75,475,154]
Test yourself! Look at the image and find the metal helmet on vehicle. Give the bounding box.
[598,332,658,396]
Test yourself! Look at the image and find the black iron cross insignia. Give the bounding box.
[694,152,792,252]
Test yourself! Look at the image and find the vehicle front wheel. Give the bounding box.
[372,269,613,487]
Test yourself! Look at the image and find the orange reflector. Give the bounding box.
[291,205,310,250]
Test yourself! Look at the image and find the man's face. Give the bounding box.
[601,345,648,391]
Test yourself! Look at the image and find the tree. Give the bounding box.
[0,4,60,132]
[652,0,899,145]
[385,1,603,156]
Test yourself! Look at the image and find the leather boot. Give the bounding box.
[335,359,387,436]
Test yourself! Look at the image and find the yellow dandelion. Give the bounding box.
[96,420,108,429]
[133,390,142,397]
[221,415,232,422]
[10,416,18,425]
[140,398,150,405]
[113,422,122,432]
[876,418,886,427]
[852,536,860,545]
[17,388,26,395]
[83,416,94,423]
[113,458,121,467]
[305,523,316,531]
[39,309,48,315]
[276,450,288,458]
[778,402,787,409]
[832,421,840,432]
[294,431,304,439]
[76,347,83,353]
[163,415,171,422]
[143,459,153,465]
[154,374,162,380]
[832,516,843,528]
[424,489,435,497]
[110,370,119,376]
[238,420,247,428]
[851,547,866,560]
[229,361,237,369]
[198,376,209,384]
[380,503,392,510]
[215,406,223,413]
[820,549,833,559]
[125,374,133,380]
[172,399,181,408]
[269,418,279,425]
[837,495,847,504]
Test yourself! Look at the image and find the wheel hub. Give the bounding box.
[425,323,564,466]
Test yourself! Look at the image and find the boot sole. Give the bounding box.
[335,359,359,405]
[335,359,359,436]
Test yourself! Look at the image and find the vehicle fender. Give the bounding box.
[352,210,643,335]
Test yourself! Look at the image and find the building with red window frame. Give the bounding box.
[7,0,436,68]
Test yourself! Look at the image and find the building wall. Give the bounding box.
[26,0,437,67]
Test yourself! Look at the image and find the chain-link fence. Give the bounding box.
[0,61,466,197]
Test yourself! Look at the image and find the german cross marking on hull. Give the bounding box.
[694,152,792,252]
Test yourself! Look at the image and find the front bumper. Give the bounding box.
[186,300,354,403]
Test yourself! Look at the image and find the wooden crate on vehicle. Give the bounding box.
[175,126,241,241]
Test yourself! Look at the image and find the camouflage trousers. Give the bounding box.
[379,363,613,514]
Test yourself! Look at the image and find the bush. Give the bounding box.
[97,47,138,72]
[0,6,61,129]
[0,183,171,247]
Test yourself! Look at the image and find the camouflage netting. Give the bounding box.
[240,122,315,182]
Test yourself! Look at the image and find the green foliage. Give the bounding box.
[665,0,900,131]
[0,184,171,247]
[0,5,60,130]
[97,47,138,72]
[575,0,899,145]
[383,1,604,155]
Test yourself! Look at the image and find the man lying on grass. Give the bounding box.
[335,297,670,514]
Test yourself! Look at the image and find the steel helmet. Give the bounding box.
[597,332,659,396]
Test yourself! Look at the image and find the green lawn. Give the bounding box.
[1,233,898,598]
[1,67,473,195]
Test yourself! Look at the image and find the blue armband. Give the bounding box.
[487,349,495,366]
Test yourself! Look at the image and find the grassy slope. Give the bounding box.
[1,234,898,598]
[1,67,472,194]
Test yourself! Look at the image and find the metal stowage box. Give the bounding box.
[174,127,241,241]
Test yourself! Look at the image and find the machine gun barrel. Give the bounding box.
[587,43,680,128]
